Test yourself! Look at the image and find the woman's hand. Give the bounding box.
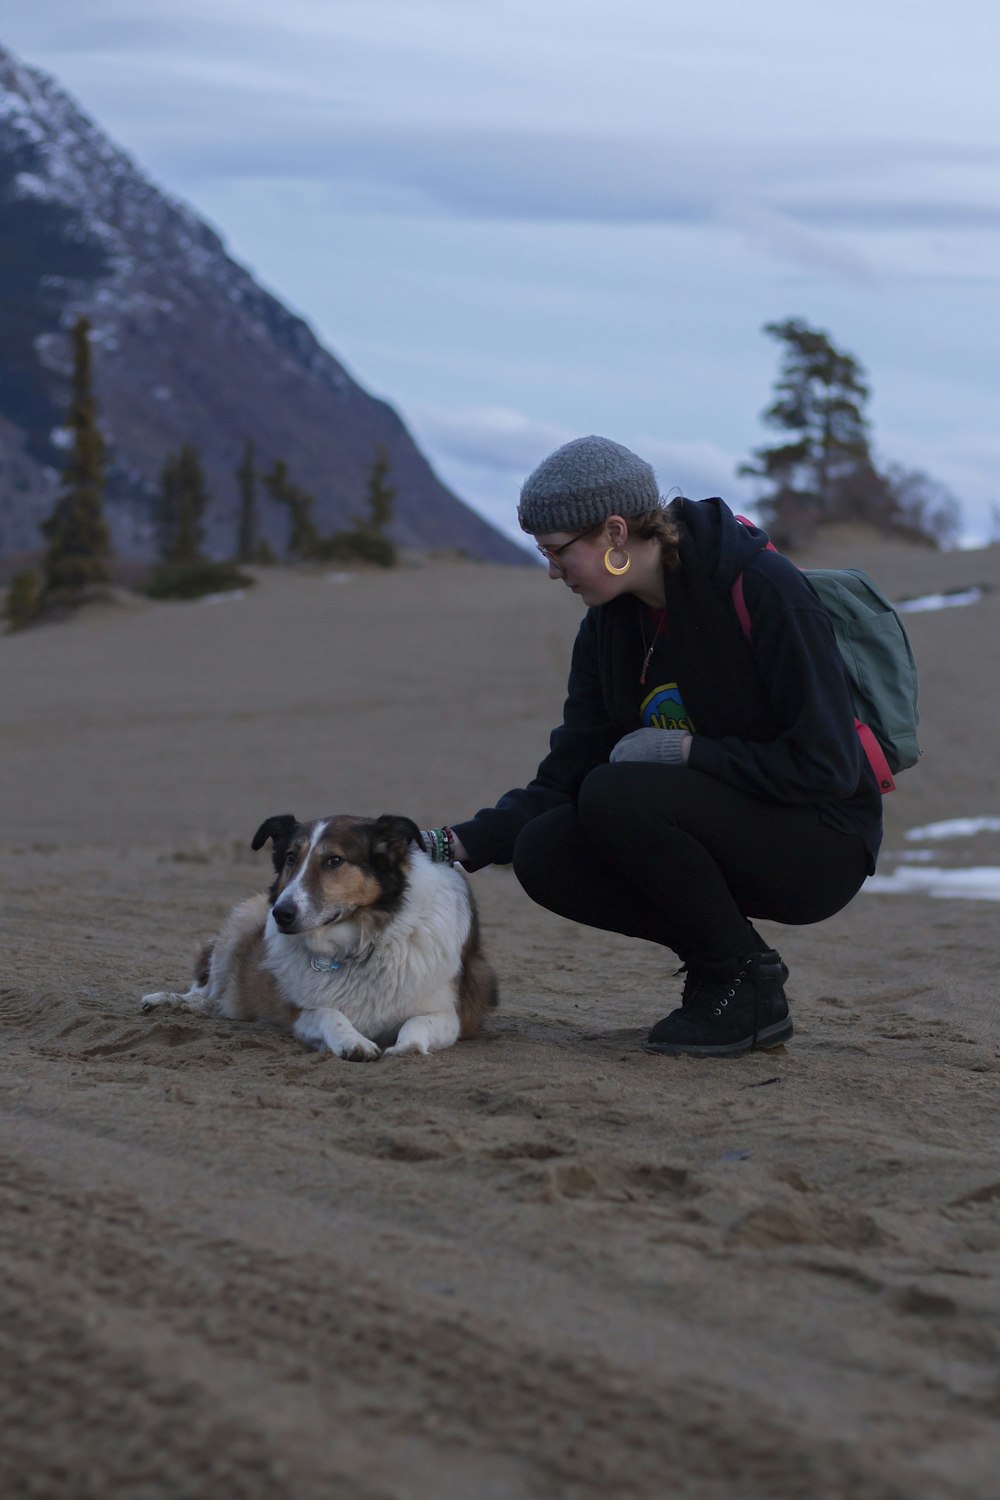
[417,827,469,865]
[609,728,691,765]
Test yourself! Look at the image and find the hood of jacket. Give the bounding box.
[672,496,771,594]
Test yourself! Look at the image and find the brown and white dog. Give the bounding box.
[142,813,498,1060]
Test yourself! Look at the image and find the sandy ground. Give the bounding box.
[2,539,999,1500]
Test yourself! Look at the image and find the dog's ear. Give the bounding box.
[251,814,298,863]
[370,815,422,869]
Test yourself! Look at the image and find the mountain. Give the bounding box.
[0,44,526,565]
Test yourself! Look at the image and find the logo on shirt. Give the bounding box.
[641,682,694,731]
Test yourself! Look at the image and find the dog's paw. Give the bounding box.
[141,988,216,1017]
[383,1038,430,1058]
[296,1008,382,1061]
[334,1037,383,1063]
[141,990,179,1013]
[384,1012,460,1057]
[343,1043,383,1063]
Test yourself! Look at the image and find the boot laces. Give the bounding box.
[683,954,759,1019]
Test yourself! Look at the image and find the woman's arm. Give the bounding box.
[449,611,617,870]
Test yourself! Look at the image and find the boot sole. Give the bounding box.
[644,1016,793,1059]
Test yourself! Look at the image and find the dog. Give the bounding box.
[141,813,498,1060]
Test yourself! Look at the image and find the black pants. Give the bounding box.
[511,763,871,967]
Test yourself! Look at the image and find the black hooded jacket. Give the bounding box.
[454,497,883,873]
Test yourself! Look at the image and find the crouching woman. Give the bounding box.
[423,436,881,1057]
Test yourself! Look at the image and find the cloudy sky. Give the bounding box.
[5,0,1000,545]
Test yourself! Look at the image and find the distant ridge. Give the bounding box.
[0,43,526,564]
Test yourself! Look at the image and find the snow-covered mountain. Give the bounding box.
[0,43,524,563]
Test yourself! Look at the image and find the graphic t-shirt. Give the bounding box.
[640,681,693,731]
[638,606,694,731]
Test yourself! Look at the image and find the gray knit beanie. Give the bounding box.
[517,435,660,535]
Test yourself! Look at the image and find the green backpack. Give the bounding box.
[732,529,920,794]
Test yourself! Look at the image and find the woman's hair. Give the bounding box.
[626,504,681,569]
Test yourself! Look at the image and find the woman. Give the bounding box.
[421,436,882,1057]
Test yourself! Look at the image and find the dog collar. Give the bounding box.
[308,941,372,973]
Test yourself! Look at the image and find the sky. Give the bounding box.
[4,0,1000,547]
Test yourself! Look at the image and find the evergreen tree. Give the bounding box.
[343,445,398,566]
[739,318,877,538]
[236,438,259,562]
[41,316,112,600]
[260,451,398,568]
[364,445,395,536]
[741,318,960,548]
[4,569,43,632]
[147,444,252,600]
[156,444,209,565]
[264,459,322,559]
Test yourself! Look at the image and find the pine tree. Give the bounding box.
[236,438,259,562]
[740,318,959,547]
[41,316,112,600]
[345,445,397,566]
[4,569,43,632]
[365,445,395,536]
[739,318,878,539]
[156,444,209,565]
[264,459,322,559]
[147,445,252,599]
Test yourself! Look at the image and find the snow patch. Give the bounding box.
[866,867,1000,901]
[895,588,984,614]
[905,817,1000,841]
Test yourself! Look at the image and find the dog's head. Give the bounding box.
[251,813,422,936]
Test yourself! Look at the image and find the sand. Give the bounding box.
[2,540,999,1500]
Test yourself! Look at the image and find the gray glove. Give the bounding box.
[610,728,689,765]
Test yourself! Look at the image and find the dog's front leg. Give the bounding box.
[384,1007,461,1057]
[293,1007,382,1062]
[141,985,220,1017]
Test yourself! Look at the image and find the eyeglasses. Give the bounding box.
[535,524,602,567]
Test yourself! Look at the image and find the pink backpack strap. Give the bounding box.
[731,573,753,640]
[855,719,896,794]
[732,515,776,641]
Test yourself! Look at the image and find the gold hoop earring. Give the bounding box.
[604,546,631,576]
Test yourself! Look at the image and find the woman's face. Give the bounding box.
[534,523,629,607]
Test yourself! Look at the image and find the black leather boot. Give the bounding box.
[746,923,789,984]
[645,952,792,1057]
